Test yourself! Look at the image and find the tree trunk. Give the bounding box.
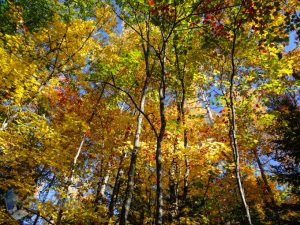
[94,165,110,211]
[181,100,189,215]
[155,40,167,225]
[254,148,281,223]
[100,171,110,199]
[199,88,214,125]
[119,100,145,224]
[173,44,190,220]
[182,156,189,204]
[229,28,252,225]
[56,86,106,224]
[119,22,151,224]
[56,135,86,225]
[254,148,276,204]
[169,157,179,221]
[109,153,125,217]
[169,102,182,221]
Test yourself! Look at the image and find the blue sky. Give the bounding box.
[285,31,298,52]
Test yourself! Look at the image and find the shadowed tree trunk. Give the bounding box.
[253,147,281,223]
[109,152,126,217]
[169,42,190,222]
[155,37,167,225]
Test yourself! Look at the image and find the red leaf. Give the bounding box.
[148,1,155,5]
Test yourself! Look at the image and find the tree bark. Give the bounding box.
[109,153,125,217]
[199,88,214,125]
[119,96,146,224]
[56,135,86,225]
[57,86,106,225]
[155,39,167,225]
[173,44,190,221]
[119,21,151,225]
[229,27,252,225]
[94,160,111,208]
[169,157,179,221]
[169,103,181,221]
[90,160,111,225]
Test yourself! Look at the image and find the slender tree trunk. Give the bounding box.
[119,97,146,224]
[182,156,189,204]
[169,157,179,221]
[155,40,167,225]
[146,174,153,220]
[56,135,86,225]
[254,148,276,204]
[199,88,214,125]
[229,111,252,224]
[254,148,281,223]
[109,153,125,217]
[100,170,110,200]
[169,102,182,221]
[229,28,252,225]
[178,57,190,220]
[119,22,151,224]
[57,86,106,224]
[200,174,212,207]
[93,158,104,204]
[173,44,190,220]
[181,102,189,215]
[94,161,111,209]
[156,137,164,225]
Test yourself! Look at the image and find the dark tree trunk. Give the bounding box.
[109,153,125,217]
[254,148,281,223]
[155,40,167,225]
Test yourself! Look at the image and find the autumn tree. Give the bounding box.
[0,0,299,224]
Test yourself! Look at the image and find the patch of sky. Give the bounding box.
[285,31,297,52]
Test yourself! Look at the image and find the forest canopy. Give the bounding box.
[0,0,299,224]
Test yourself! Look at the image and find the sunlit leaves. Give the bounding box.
[0,0,298,224]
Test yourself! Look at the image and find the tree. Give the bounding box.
[0,0,299,224]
